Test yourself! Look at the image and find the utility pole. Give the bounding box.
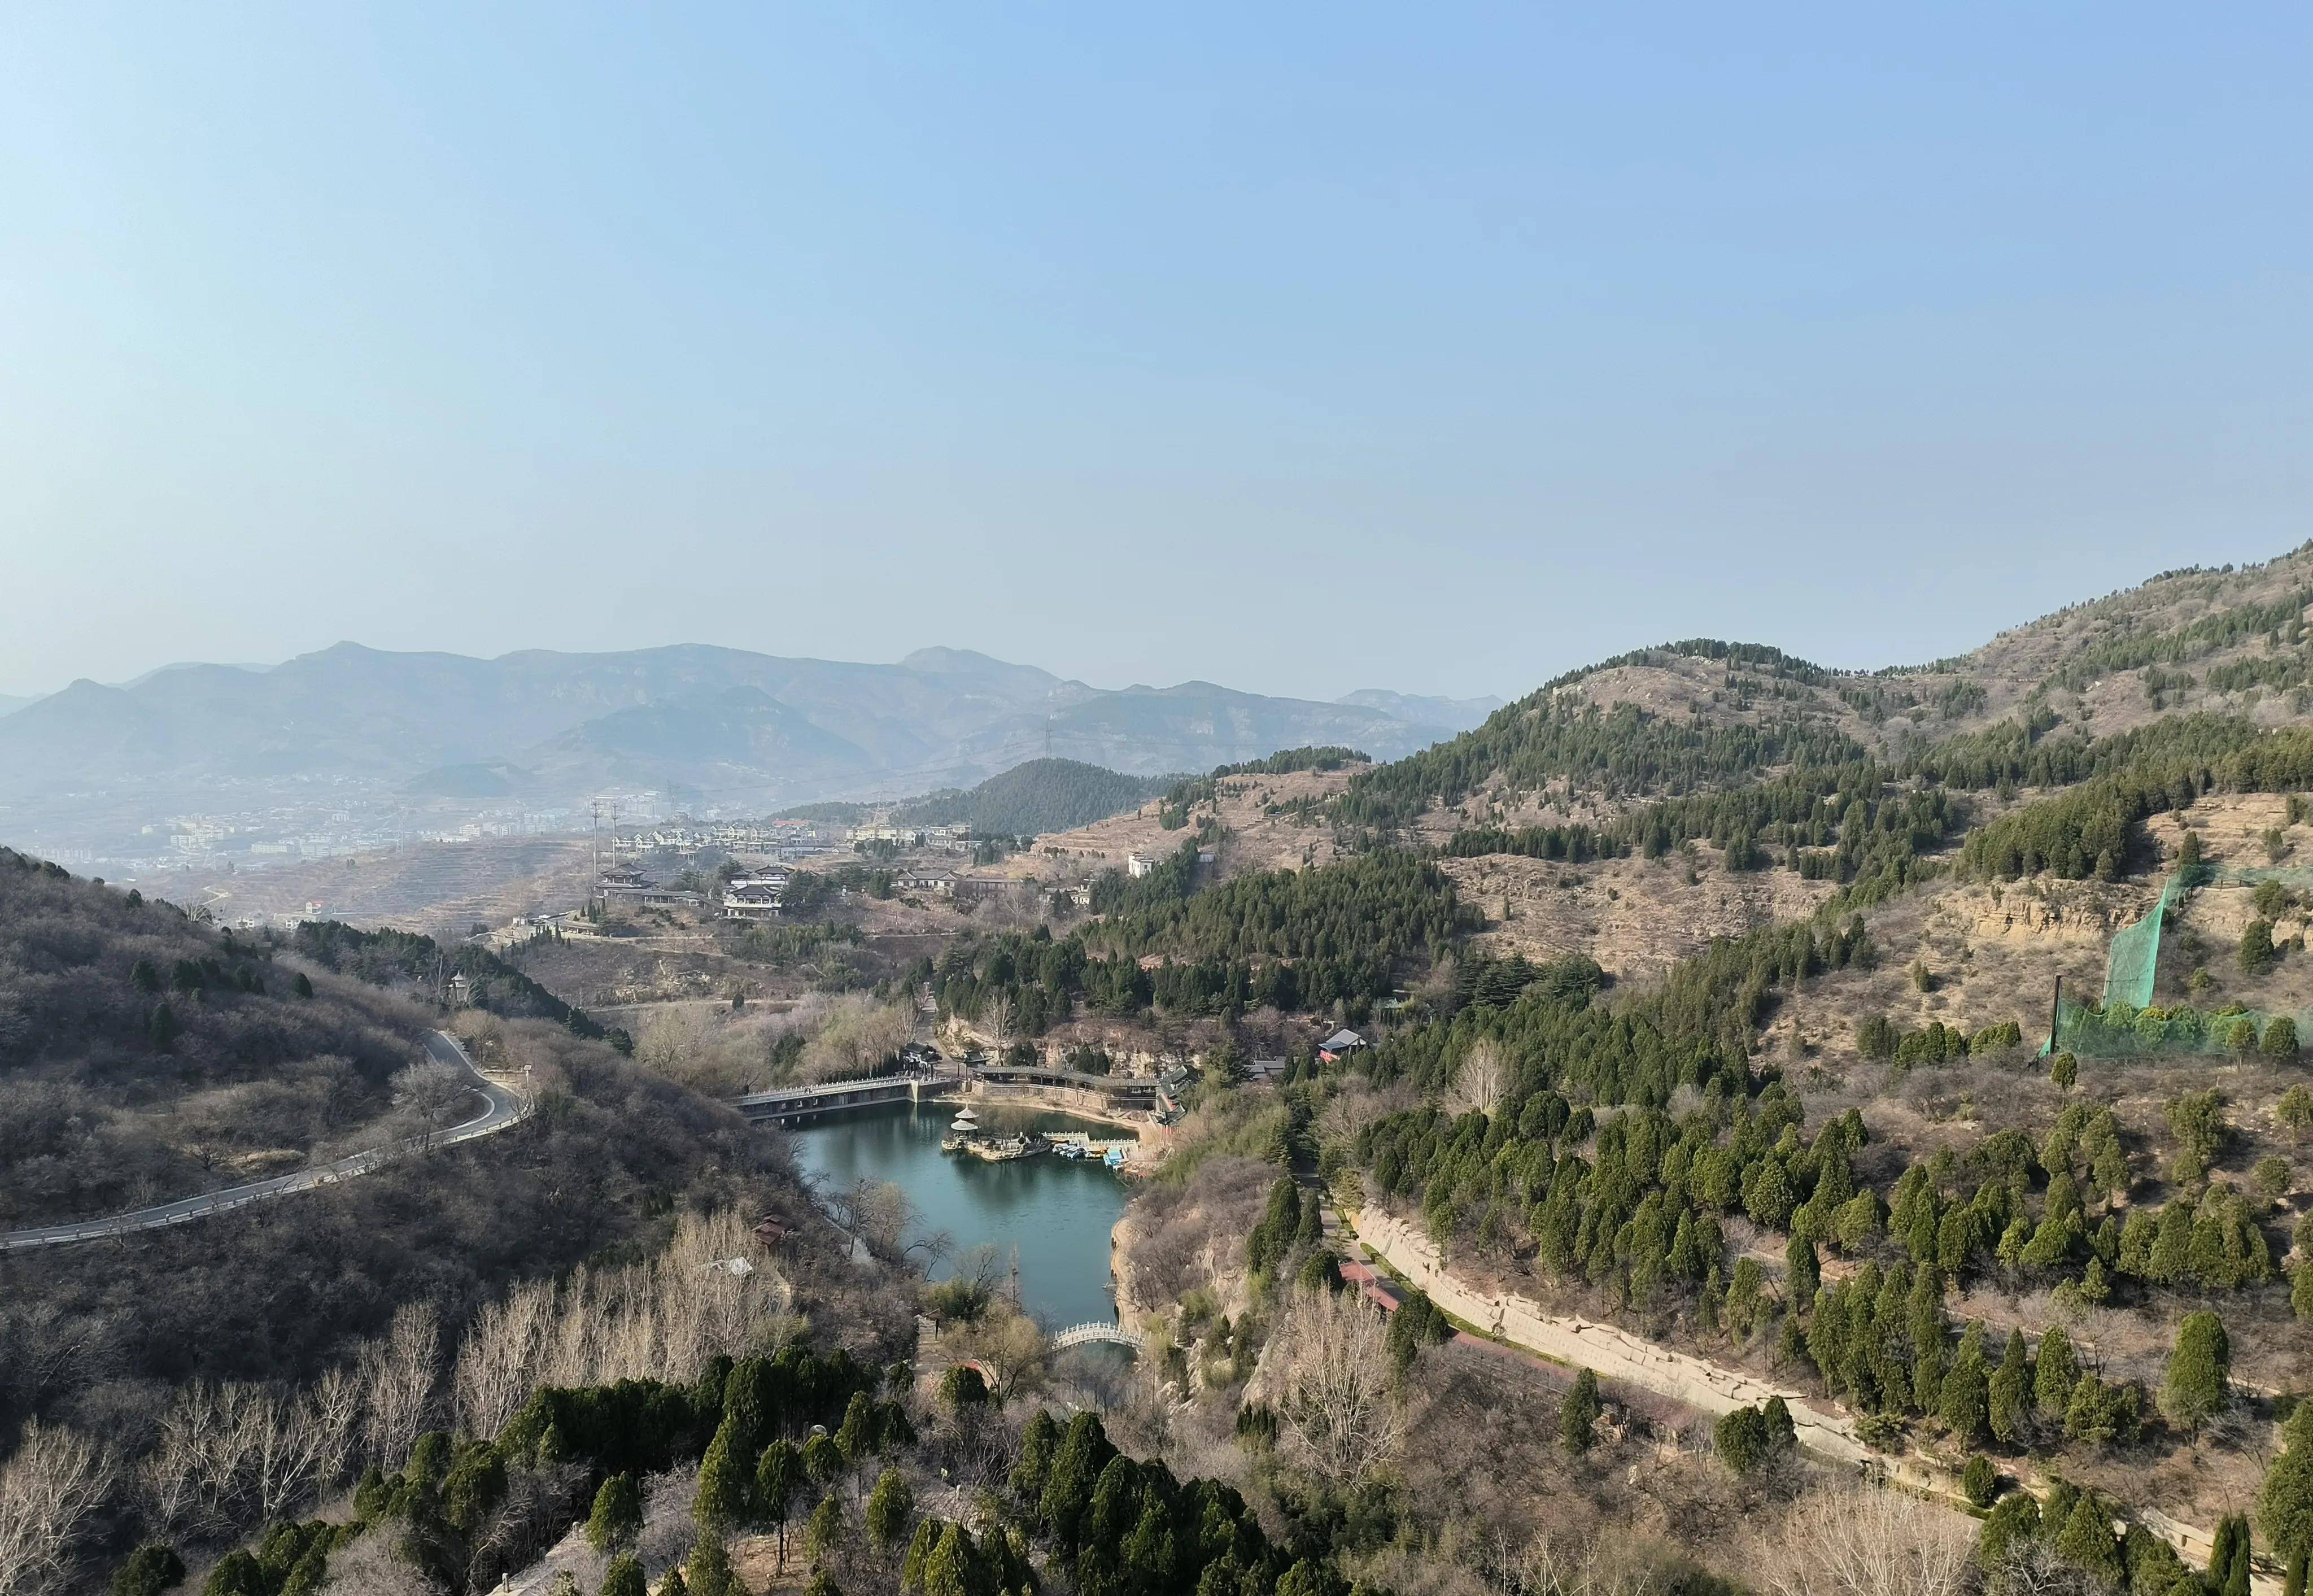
[2048,974,2064,1054]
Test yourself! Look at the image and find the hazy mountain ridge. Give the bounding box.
[0,641,1468,813]
[1336,687,1503,729]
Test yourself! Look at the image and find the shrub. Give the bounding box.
[113,1546,187,1596]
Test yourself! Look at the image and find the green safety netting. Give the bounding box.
[2048,994,2297,1059]
[2101,873,2181,1010]
[2040,865,2306,1058]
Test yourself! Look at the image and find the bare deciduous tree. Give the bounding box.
[246,1385,333,1523]
[834,1179,915,1262]
[454,1279,553,1441]
[141,1381,253,1538]
[1497,1530,1666,1596]
[362,1302,441,1472]
[1259,1284,1403,1485]
[982,991,1014,1059]
[451,1210,794,1416]
[1756,1481,1976,1596]
[0,1420,115,1596]
[391,1059,474,1149]
[1446,1040,1508,1120]
[1981,1540,2103,1596]
[305,1363,365,1491]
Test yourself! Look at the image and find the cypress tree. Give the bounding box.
[2035,1326,2080,1419]
[756,1440,802,1567]
[835,1391,877,1467]
[2211,1514,2253,1596]
[802,1433,843,1492]
[1938,1325,1990,1449]
[2264,1407,2313,1573]
[805,1495,846,1568]
[599,1555,646,1596]
[587,1472,642,1552]
[1988,1329,2030,1446]
[899,1520,937,1593]
[2161,1311,2231,1438]
[685,1531,735,1596]
[2054,1495,2122,1588]
[1908,1266,1948,1412]
[1786,1233,1819,1303]
[1009,1410,1059,1506]
[694,1420,750,1530]
[1962,1454,1996,1509]
[866,1467,913,1554]
[1559,1368,1601,1454]
[924,1522,975,1596]
[1040,1412,1114,1554]
[1978,1493,2041,1568]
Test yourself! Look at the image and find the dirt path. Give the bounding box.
[1346,1206,2272,1592]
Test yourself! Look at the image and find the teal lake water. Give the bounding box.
[784,1101,1134,1329]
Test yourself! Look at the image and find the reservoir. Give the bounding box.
[784,1101,1135,1329]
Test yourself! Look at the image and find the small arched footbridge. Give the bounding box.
[1053,1321,1146,1351]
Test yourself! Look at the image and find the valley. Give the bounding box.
[14,547,2313,1596]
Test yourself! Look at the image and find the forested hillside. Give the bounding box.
[1348,544,2313,845]
[0,851,441,1227]
[891,757,1169,836]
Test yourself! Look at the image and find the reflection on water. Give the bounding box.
[783,1101,1135,1329]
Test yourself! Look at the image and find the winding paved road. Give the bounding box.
[0,1031,528,1251]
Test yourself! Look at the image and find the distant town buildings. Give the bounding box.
[1127,852,1158,878]
[595,866,704,910]
[721,884,783,921]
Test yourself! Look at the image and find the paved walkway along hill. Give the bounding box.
[0,1030,528,1251]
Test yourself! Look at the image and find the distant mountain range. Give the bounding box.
[0,643,1500,811]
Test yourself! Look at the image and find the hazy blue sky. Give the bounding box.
[3,4,2308,703]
